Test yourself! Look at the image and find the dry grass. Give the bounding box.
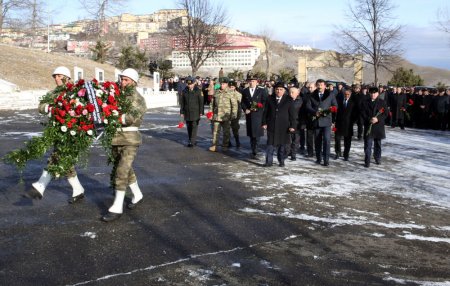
[0,44,153,90]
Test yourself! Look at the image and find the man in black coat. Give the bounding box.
[262,82,296,167]
[241,73,268,158]
[360,87,388,168]
[306,79,338,166]
[389,87,407,129]
[180,77,204,147]
[334,89,357,161]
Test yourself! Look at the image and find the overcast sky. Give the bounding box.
[46,0,450,70]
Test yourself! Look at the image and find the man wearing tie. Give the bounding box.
[241,72,268,159]
[334,89,357,161]
[262,82,296,167]
[306,79,338,166]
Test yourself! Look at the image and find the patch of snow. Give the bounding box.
[231,263,241,268]
[397,234,450,244]
[80,232,97,239]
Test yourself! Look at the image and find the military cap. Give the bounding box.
[186,76,195,84]
[219,77,230,84]
[246,71,257,81]
[369,87,379,93]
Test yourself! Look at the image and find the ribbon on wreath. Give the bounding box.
[85,81,104,140]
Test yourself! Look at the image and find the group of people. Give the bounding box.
[179,73,400,168]
[24,66,146,222]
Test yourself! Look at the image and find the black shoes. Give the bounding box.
[262,163,273,167]
[343,157,349,161]
[375,159,381,165]
[187,141,193,147]
[127,199,143,210]
[68,193,85,204]
[101,212,122,222]
[279,162,285,167]
[315,159,321,164]
[23,187,43,200]
[323,162,329,166]
[290,157,296,161]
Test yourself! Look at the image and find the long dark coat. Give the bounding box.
[241,86,268,137]
[306,89,338,128]
[262,95,296,145]
[335,96,357,137]
[388,92,407,121]
[180,86,204,121]
[360,97,388,139]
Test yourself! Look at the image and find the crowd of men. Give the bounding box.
[178,73,450,168]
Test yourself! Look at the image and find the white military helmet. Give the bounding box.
[52,66,71,79]
[119,68,139,83]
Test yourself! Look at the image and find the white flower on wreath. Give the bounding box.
[70,130,76,136]
[61,126,67,132]
[87,129,93,136]
[112,110,119,116]
[104,119,108,124]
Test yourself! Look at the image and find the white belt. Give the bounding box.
[118,127,139,132]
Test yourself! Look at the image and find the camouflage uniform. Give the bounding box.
[209,88,238,151]
[111,88,147,190]
[230,90,242,146]
[39,88,76,178]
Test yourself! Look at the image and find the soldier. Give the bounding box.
[241,72,268,158]
[102,68,147,222]
[229,79,242,148]
[180,76,204,147]
[24,66,85,204]
[208,77,238,152]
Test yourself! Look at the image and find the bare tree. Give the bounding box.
[0,0,28,33]
[437,6,450,34]
[335,0,402,85]
[260,26,273,81]
[172,0,229,75]
[79,0,127,38]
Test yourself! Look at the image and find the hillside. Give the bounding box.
[0,44,153,90]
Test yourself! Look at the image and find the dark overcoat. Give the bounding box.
[180,86,204,121]
[241,86,268,137]
[335,96,357,137]
[360,97,388,139]
[262,95,296,145]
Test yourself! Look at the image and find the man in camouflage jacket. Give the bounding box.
[208,77,239,152]
[102,68,147,222]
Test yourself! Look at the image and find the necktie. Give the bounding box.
[277,97,281,104]
[344,99,348,108]
[319,93,323,100]
[250,88,254,94]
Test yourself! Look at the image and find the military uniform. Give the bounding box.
[111,88,147,191]
[209,87,238,151]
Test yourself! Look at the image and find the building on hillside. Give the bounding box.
[291,45,313,51]
[67,40,95,53]
[172,45,260,69]
[152,9,188,30]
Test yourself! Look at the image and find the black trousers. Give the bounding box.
[335,135,352,158]
[186,120,200,143]
[306,128,315,156]
[299,128,306,150]
[250,137,260,155]
[287,132,300,158]
[266,144,285,165]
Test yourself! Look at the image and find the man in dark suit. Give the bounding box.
[241,73,268,159]
[286,87,303,160]
[334,89,357,161]
[306,79,338,166]
[262,82,296,167]
[360,87,388,168]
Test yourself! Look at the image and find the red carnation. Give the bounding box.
[206,111,213,119]
[330,106,338,113]
[103,81,111,89]
[66,82,74,91]
[332,127,337,133]
[408,99,414,105]
[257,102,263,108]
[76,79,85,87]
[380,107,385,113]
[108,95,116,104]
[96,98,103,106]
[58,109,66,117]
[92,78,98,85]
[177,122,184,128]
[86,103,95,113]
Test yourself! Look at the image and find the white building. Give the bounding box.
[171,45,260,69]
